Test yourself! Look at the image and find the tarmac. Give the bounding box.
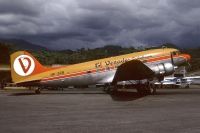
[0,86,200,133]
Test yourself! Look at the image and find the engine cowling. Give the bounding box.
[152,63,175,76]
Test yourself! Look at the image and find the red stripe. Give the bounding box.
[41,68,106,82]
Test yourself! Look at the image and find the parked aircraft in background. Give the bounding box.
[10,47,191,94]
[155,77,188,88]
[155,76,200,88]
[154,77,179,88]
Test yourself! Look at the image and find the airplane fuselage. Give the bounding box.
[31,48,189,87]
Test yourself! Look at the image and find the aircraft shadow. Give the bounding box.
[9,89,200,100]
[110,91,145,101]
[9,91,145,101]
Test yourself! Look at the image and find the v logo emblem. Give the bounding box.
[18,57,32,73]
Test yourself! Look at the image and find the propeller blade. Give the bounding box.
[170,52,174,66]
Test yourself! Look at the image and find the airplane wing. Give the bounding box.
[112,60,154,84]
[183,76,200,79]
[183,76,200,85]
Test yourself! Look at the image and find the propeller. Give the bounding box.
[171,52,178,70]
[170,52,176,70]
[170,52,174,65]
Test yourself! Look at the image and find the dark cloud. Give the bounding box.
[0,0,41,16]
[0,0,200,50]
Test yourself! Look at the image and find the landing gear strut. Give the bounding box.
[104,82,157,95]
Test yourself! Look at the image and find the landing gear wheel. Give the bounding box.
[148,84,157,95]
[152,87,157,94]
[137,84,157,95]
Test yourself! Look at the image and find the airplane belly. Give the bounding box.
[62,70,116,86]
[41,69,116,86]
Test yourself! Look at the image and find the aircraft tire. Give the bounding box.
[149,84,157,95]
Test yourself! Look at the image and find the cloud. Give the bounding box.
[0,0,200,49]
[0,0,41,16]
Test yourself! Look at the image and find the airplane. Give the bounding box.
[154,75,200,88]
[10,47,191,94]
[154,77,186,88]
[154,77,178,87]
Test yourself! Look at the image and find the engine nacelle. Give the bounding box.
[152,63,174,76]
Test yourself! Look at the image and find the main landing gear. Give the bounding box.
[136,83,157,95]
[103,82,157,95]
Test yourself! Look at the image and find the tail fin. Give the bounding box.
[10,51,48,83]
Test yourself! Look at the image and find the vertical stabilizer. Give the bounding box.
[10,51,48,83]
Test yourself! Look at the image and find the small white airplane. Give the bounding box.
[155,76,200,88]
[154,77,181,88]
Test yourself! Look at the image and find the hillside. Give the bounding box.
[0,42,199,72]
[0,38,47,51]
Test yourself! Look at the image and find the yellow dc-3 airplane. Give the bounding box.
[10,47,191,94]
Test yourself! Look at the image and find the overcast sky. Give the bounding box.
[0,0,200,50]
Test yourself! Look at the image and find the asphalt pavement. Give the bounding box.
[0,86,200,133]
